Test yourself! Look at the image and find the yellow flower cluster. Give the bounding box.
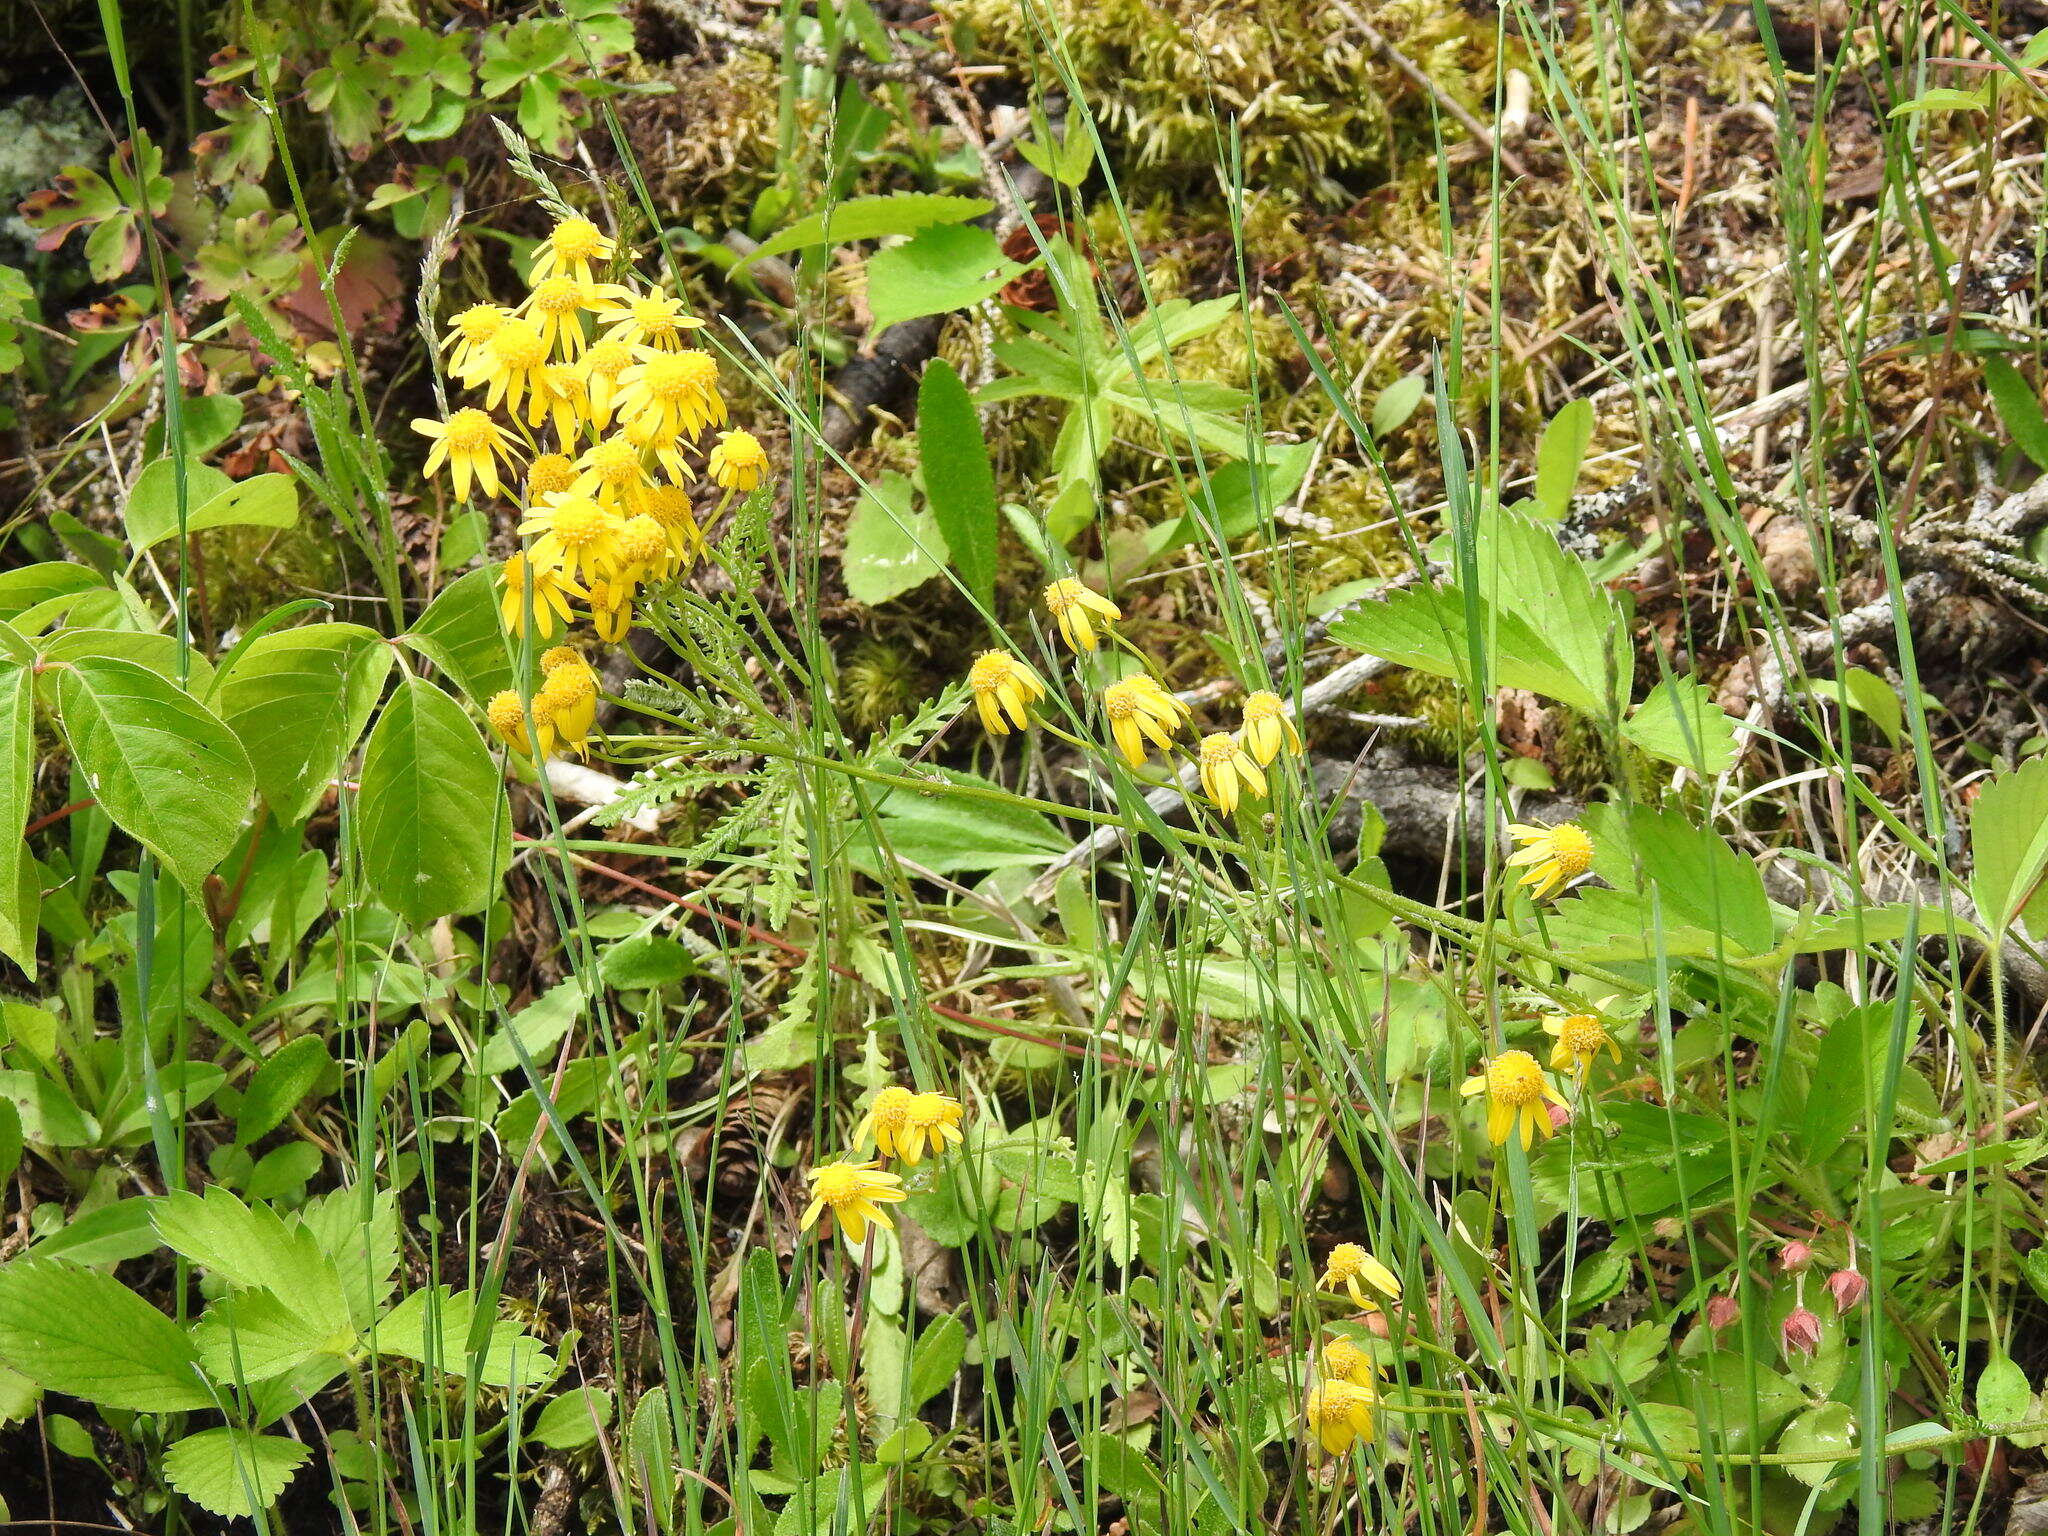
[414,213,773,758]
[1461,993,1631,1148]
[801,1081,966,1244]
[1302,1243,1402,1456]
[964,578,1306,813]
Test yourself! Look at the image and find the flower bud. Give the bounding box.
[1705,1294,1740,1331]
[1825,1268,1868,1314]
[1780,1306,1822,1356]
[1546,1102,1572,1132]
[1778,1240,1812,1274]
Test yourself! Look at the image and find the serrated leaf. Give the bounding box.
[917,359,998,609]
[0,1260,211,1411]
[1328,583,1605,716]
[55,655,253,894]
[213,623,391,823]
[193,1290,344,1384]
[153,1187,353,1339]
[162,1428,310,1518]
[748,193,991,266]
[370,1286,554,1389]
[355,676,508,929]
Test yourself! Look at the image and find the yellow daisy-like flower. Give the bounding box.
[519,494,625,584]
[801,1159,907,1243]
[573,434,655,514]
[442,303,511,382]
[1198,731,1268,813]
[1042,577,1121,653]
[1319,1243,1401,1310]
[642,483,702,560]
[614,514,674,584]
[521,273,600,360]
[578,339,635,430]
[471,317,552,414]
[1543,1012,1624,1078]
[1460,1049,1568,1150]
[537,659,598,755]
[529,215,615,286]
[526,453,578,501]
[1322,1336,1376,1388]
[854,1086,916,1161]
[1102,675,1190,769]
[968,651,1046,736]
[486,689,541,758]
[1506,821,1594,900]
[411,408,517,502]
[708,429,768,493]
[899,1092,965,1165]
[496,552,585,640]
[540,644,584,675]
[1304,1379,1377,1456]
[583,578,636,644]
[1239,690,1303,765]
[592,284,707,351]
[617,349,727,455]
[526,362,588,447]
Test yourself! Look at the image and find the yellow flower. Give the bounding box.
[1042,577,1120,652]
[708,429,768,493]
[443,303,511,382]
[801,1159,907,1243]
[496,552,585,639]
[1319,1243,1401,1310]
[1198,732,1268,813]
[968,651,1046,736]
[526,453,578,501]
[411,408,517,502]
[526,363,588,446]
[574,434,655,513]
[617,349,726,456]
[538,659,598,754]
[473,318,552,414]
[1239,690,1303,765]
[854,1086,916,1161]
[642,483,702,560]
[1460,1049,1568,1150]
[1304,1379,1377,1455]
[519,494,625,584]
[1322,1336,1376,1388]
[486,689,541,758]
[579,339,635,430]
[583,577,636,643]
[1543,1012,1624,1077]
[899,1092,964,1165]
[1506,821,1593,900]
[529,215,615,286]
[592,284,707,351]
[1102,675,1189,768]
[521,273,600,360]
[540,644,585,675]
[614,514,674,584]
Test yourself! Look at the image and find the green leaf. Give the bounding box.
[1970,753,2048,938]
[1327,583,1606,717]
[0,563,103,625]
[55,655,253,894]
[1840,665,1904,747]
[28,1199,161,1266]
[1984,356,2048,472]
[152,1187,353,1339]
[842,471,947,606]
[1888,87,1988,115]
[918,359,998,609]
[370,1286,554,1389]
[1622,676,1738,774]
[212,623,392,823]
[402,566,517,707]
[1532,398,1593,520]
[0,657,34,968]
[747,193,991,266]
[530,1385,615,1450]
[162,1428,310,1518]
[193,1289,343,1384]
[143,393,245,462]
[866,224,1026,334]
[356,676,508,929]
[1778,1402,1856,1488]
[124,465,299,551]
[1979,1351,2032,1426]
[235,1034,332,1144]
[1474,505,1630,720]
[1370,374,1427,438]
[866,767,1066,874]
[474,978,586,1076]
[0,1259,212,1412]
[1587,802,1775,957]
[907,1313,967,1408]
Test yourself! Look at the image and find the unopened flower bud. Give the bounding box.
[1825,1268,1868,1314]
[1778,1240,1812,1274]
[1546,1101,1572,1132]
[1781,1306,1822,1356]
[1705,1294,1740,1331]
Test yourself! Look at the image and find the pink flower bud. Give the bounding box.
[1825,1268,1867,1314]
[1780,1306,1822,1356]
[1546,1102,1572,1132]
[1705,1294,1740,1331]
[1778,1240,1812,1274]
